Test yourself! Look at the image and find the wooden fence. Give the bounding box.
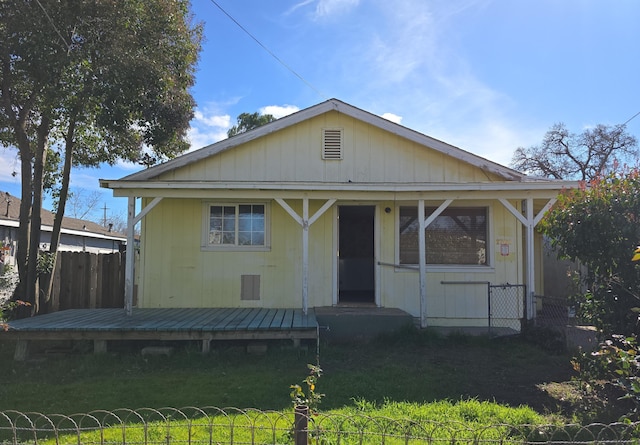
[41,251,125,313]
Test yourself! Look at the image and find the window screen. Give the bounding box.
[399,206,488,265]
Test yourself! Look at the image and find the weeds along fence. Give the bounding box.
[1,408,639,445]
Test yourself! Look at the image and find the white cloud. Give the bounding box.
[286,0,359,19]
[193,110,231,128]
[286,0,315,15]
[333,0,537,167]
[315,0,360,18]
[381,113,403,124]
[259,104,300,119]
[0,149,19,182]
[187,126,228,151]
[187,106,233,151]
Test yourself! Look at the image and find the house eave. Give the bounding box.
[0,218,126,242]
[100,179,579,201]
[101,179,578,192]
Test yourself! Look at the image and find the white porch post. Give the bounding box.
[302,198,310,314]
[418,200,427,328]
[498,197,556,320]
[124,196,164,316]
[524,197,535,319]
[275,198,336,315]
[418,199,453,328]
[125,197,136,316]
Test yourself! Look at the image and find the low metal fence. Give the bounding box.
[488,283,526,335]
[1,407,639,445]
[533,295,599,351]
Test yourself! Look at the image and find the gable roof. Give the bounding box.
[0,191,126,241]
[119,98,529,183]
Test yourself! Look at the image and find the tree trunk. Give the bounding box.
[25,116,51,315]
[14,146,32,304]
[47,109,77,303]
[11,115,34,310]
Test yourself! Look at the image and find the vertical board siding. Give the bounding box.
[140,198,306,309]
[136,110,530,326]
[139,196,525,327]
[158,112,504,185]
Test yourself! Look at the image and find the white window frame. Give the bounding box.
[395,203,493,272]
[201,202,270,251]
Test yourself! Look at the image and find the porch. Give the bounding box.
[1,307,318,360]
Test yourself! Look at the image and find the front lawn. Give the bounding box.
[0,328,628,423]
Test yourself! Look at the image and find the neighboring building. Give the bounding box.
[0,190,126,266]
[101,99,577,330]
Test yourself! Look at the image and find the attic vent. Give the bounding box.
[322,128,343,160]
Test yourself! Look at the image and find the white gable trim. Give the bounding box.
[113,99,527,183]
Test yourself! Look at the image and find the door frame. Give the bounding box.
[332,203,380,306]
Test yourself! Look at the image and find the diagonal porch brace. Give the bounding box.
[275,198,337,314]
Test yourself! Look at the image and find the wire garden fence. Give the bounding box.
[1,407,639,445]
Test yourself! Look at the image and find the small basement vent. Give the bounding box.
[241,274,260,301]
[322,128,343,160]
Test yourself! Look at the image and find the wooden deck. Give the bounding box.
[1,308,318,360]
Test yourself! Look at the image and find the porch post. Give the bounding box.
[418,200,427,328]
[498,197,556,320]
[418,199,453,328]
[524,197,535,319]
[275,198,337,315]
[125,196,135,316]
[302,198,309,314]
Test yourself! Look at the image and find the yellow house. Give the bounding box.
[101,99,577,333]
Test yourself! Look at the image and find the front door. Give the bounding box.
[338,206,375,304]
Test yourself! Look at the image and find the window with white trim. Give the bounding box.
[206,203,266,248]
[399,206,488,265]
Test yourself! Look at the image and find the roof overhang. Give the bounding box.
[0,218,126,242]
[99,179,579,201]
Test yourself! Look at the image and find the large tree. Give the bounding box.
[0,0,202,313]
[511,123,638,181]
[227,112,276,138]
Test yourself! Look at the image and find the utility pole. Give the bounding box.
[102,203,109,227]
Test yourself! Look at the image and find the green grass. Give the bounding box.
[2,329,634,444]
[24,400,549,445]
[0,328,575,416]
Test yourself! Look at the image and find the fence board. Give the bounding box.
[41,251,125,313]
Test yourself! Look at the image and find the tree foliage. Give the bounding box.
[511,123,638,181]
[227,112,276,138]
[539,170,640,336]
[0,0,202,312]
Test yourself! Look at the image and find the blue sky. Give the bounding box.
[1,0,639,223]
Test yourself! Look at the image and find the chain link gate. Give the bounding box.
[488,283,526,335]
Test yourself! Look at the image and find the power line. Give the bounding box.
[622,110,640,126]
[34,0,71,53]
[207,0,327,100]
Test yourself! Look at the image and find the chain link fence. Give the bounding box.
[534,295,599,351]
[488,284,526,335]
[2,407,638,445]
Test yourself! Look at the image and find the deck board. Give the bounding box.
[270,309,286,330]
[258,309,278,329]
[246,309,270,329]
[1,308,318,344]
